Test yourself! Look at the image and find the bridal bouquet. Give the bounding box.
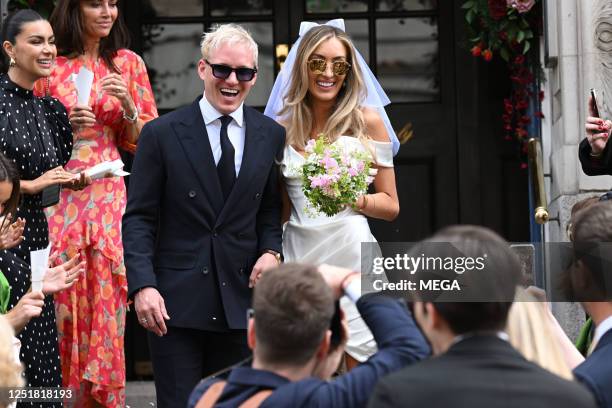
[302,136,376,217]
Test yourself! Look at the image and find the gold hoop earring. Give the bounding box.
[9,57,15,67]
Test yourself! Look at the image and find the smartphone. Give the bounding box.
[329,300,343,348]
[590,88,601,118]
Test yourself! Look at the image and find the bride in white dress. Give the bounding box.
[264,20,400,363]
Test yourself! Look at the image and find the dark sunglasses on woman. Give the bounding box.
[307,58,352,76]
[205,60,257,81]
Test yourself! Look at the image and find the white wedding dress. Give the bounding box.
[281,135,394,361]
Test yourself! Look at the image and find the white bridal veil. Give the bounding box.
[263,18,400,155]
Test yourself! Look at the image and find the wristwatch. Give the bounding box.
[262,249,282,264]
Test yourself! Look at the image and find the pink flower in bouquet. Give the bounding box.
[354,160,365,172]
[506,0,535,13]
[309,175,329,189]
[348,167,359,177]
[320,155,339,172]
[305,139,317,153]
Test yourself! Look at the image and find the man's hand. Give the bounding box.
[318,264,359,299]
[249,253,280,288]
[43,254,85,295]
[135,287,170,336]
[5,291,45,334]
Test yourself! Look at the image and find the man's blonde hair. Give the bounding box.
[200,23,258,67]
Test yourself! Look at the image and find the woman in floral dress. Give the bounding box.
[34,1,158,406]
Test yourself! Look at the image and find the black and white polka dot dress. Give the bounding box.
[0,75,72,407]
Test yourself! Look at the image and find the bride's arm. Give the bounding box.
[356,108,400,222]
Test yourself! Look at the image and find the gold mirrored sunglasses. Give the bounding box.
[307,58,352,76]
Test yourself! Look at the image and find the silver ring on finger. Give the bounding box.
[140,317,148,325]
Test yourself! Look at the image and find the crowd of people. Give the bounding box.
[0,2,610,408]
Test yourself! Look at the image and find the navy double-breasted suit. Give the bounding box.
[122,97,285,407]
[124,97,285,330]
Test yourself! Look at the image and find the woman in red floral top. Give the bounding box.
[34,1,158,406]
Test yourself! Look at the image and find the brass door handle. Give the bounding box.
[276,44,289,71]
[527,138,549,224]
[398,122,414,144]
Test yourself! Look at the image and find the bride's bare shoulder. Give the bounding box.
[361,107,389,143]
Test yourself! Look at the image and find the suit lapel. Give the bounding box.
[593,329,612,353]
[216,106,265,226]
[173,97,224,216]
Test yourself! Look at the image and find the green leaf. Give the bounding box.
[470,36,481,42]
[461,1,475,9]
[523,41,531,54]
[524,30,534,39]
[500,48,510,62]
[517,31,525,43]
[466,9,475,24]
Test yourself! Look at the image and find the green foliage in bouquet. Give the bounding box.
[301,136,374,217]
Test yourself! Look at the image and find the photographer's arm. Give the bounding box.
[314,265,430,407]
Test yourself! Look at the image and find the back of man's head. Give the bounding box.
[570,201,612,302]
[252,264,335,366]
[413,225,522,335]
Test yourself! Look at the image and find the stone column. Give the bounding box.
[542,0,612,339]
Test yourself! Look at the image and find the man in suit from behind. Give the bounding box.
[368,225,597,408]
[122,24,285,408]
[188,263,430,408]
[570,201,612,408]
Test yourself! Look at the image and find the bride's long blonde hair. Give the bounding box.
[278,25,368,150]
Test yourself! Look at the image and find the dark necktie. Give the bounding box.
[217,115,235,201]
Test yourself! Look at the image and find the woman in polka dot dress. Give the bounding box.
[0,10,89,407]
[33,1,157,406]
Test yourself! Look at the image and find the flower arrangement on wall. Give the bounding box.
[463,0,544,166]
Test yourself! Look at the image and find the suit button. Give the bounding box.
[239,268,245,275]
[222,282,227,287]
[212,230,218,237]
[188,190,196,198]
[254,192,261,199]
[202,267,209,275]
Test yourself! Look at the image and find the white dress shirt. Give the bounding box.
[199,95,245,175]
[593,315,612,348]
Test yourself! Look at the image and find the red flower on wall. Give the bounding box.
[488,0,507,20]
[462,0,543,166]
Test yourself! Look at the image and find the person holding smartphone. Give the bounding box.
[580,89,612,176]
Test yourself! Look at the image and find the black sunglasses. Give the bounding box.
[205,60,257,82]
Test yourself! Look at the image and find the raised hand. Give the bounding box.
[42,254,85,295]
[101,73,136,115]
[69,104,96,130]
[0,216,25,250]
[585,94,611,156]
[5,290,44,333]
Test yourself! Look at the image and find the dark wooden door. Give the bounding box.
[285,1,458,241]
[123,0,529,380]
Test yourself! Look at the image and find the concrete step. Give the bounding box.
[126,381,156,408]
